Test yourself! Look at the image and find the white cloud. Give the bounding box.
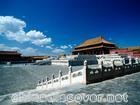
[51,44,74,54]
[0,16,52,46]
[46,46,53,49]
[21,47,47,56]
[0,16,26,33]
[60,44,74,49]
[52,48,65,54]
[0,44,21,52]
[26,30,45,39]
[32,37,51,46]
[60,45,68,49]
[68,45,73,49]
[21,47,41,56]
[6,30,28,42]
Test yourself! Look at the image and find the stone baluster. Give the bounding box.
[52,74,54,88]
[121,59,124,67]
[83,60,87,84]
[122,58,125,65]
[100,60,103,74]
[69,66,72,85]
[59,70,62,88]
[112,60,115,70]
[129,58,132,65]
[46,76,48,88]
[84,60,87,68]
[38,80,41,87]
[41,79,44,89]
[136,58,139,64]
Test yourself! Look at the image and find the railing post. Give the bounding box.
[112,60,116,77]
[46,76,48,88]
[59,70,62,88]
[52,74,54,88]
[101,60,103,69]
[112,60,115,70]
[129,58,132,65]
[136,58,138,64]
[83,60,87,84]
[41,79,44,89]
[38,80,41,89]
[69,66,72,85]
[84,60,87,68]
[100,60,104,75]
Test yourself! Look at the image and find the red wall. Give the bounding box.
[110,49,140,58]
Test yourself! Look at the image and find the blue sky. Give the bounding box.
[0,0,140,55]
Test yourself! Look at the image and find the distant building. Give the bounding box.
[21,56,50,63]
[0,51,50,63]
[0,51,22,63]
[31,56,48,60]
[72,36,117,55]
[110,46,140,58]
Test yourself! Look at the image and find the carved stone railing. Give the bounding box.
[36,60,87,90]
[36,57,140,90]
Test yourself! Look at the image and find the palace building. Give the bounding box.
[72,36,117,55]
[0,50,50,63]
[0,51,22,63]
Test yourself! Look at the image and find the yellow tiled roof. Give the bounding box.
[76,36,115,48]
[127,46,140,52]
